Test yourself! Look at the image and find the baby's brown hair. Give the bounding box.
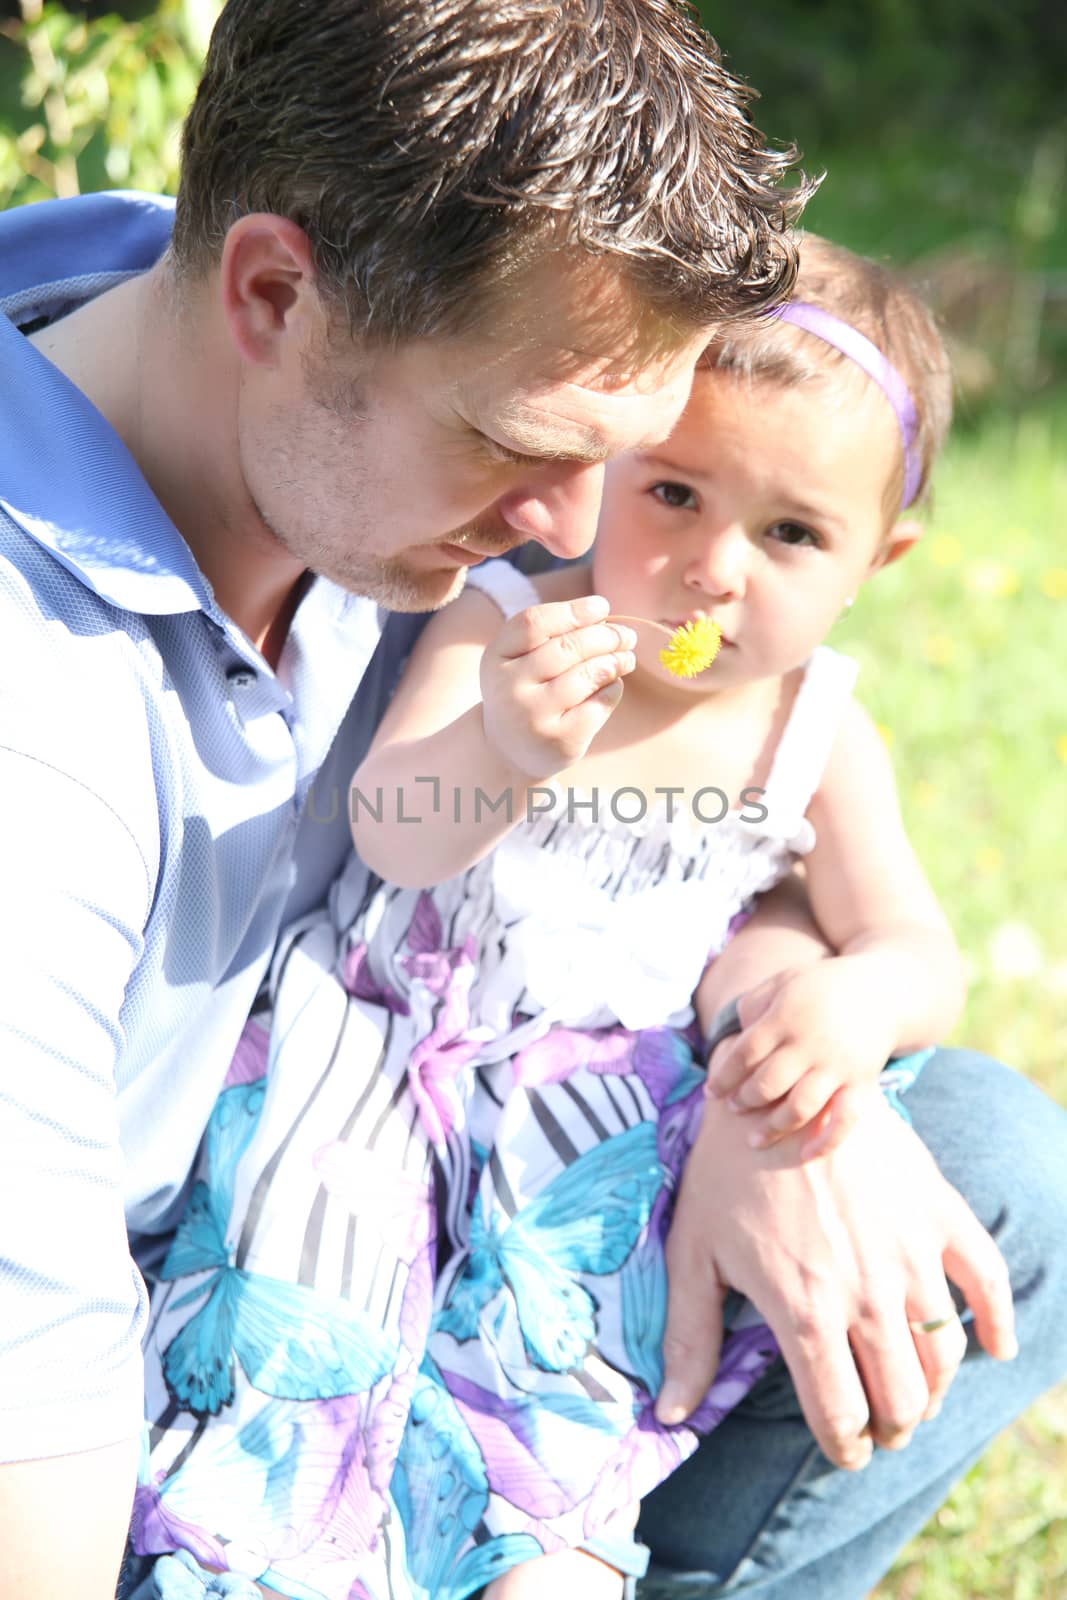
[702,233,953,514]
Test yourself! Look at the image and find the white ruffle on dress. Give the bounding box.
[135,560,859,1600]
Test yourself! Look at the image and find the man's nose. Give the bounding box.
[494,462,606,561]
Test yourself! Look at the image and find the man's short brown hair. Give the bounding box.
[172,0,813,343]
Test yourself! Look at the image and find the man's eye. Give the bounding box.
[651,481,698,510]
[768,520,821,548]
[481,437,544,468]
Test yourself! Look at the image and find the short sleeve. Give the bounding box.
[0,747,152,1462]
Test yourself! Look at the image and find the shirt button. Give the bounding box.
[227,666,258,690]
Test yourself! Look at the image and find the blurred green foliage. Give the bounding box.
[0,0,215,202]
[1,0,1064,395]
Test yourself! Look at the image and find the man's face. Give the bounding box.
[235,257,709,611]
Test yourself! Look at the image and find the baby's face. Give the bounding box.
[591,367,902,692]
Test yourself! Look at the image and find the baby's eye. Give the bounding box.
[768,520,821,549]
[651,481,699,511]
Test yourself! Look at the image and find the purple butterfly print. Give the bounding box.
[511,1026,634,1089]
[342,940,410,1016]
[367,1246,435,1498]
[583,1323,779,1538]
[439,1367,622,1524]
[405,944,487,1147]
[131,1481,229,1572]
[313,1144,436,1266]
[629,1029,701,1111]
[404,891,444,957]
[223,1018,270,1089]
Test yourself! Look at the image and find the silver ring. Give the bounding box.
[908,1313,959,1335]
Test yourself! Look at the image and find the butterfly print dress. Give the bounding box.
[135,561,864,1599]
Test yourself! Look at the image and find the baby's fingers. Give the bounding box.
[725,1045,807,1111]
[746,1069,836,1149]
[706,1031,768,1100]
[496,596,613,661]
[544,649,637,716]
[800,1084,867,1160]
[499,601,633,681]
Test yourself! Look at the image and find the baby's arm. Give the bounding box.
[704,699,966,1154]
[350,584,635,887]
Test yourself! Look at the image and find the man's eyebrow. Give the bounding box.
[489,408,674,466]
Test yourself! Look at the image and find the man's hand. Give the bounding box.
[656,1089,1016,1467]
[480,598,636,778]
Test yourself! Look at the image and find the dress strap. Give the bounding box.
[760,646,859,828]
[464,558,542,620]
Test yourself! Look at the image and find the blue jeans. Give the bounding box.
[635,1049,1067,1597]
[120,1049,1067,1600]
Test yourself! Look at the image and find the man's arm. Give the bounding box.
[0,1439,139,1600]
[0,751,152,1593]
[662,879,1015,1463]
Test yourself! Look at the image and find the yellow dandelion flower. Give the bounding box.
[964,561,1020,598]
[974,845,1004,876]
[925,634,957,667]
[659,617,722,678]
[876,723,893,746]
[1056,735,1067,764]
[912,780,938,809]
[930,534,963,567]
[1041,569,1067,601]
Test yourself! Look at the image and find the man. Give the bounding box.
[0,3,1063,1598]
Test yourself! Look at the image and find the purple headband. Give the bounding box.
[772,302,922,509]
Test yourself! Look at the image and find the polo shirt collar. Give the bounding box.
[0,192,211,617]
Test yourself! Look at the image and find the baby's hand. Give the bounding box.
[479,596,636,779]
[704,959,897,1157]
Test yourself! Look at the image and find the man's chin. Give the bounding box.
[353,558,468,614]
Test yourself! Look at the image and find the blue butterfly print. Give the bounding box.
[160,1082,396,1416]
[391,1356,543,1600]
[435,1121,665,1372]
[619,1231,669,1398]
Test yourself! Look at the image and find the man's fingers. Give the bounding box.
[940,1192,1017,1361]
[774,1314,873,1470]
[848,1287,934,1451]
[657,1222,727,1425]
[905,1286,969,1420]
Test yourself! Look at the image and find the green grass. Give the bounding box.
[828,395,1067,1597]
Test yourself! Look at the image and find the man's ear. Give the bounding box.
[219,214,318,368]
[869,515,923,577]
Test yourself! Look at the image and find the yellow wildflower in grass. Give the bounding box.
[975,845,1004,876]
[1056,735,1067,765]
[925,634,957,667]
[1041,569,1067,600]
[912,780,939,809]
[929,534,964,567]
[964,560,1021,598]
[876,723,893,746]
[659,617,722,678]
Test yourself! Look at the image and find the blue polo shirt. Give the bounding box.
[0,193,419,1461]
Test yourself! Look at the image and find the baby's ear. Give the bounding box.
[870,516,923,575]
